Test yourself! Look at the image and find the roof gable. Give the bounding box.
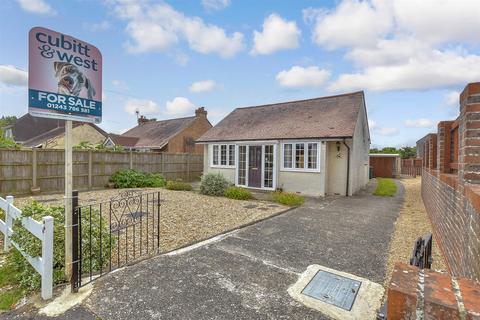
[198,91,365,142]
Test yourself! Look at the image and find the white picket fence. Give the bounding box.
[0,196,53,299]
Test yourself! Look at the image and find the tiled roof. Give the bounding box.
[121,116,196,148]
[197,91,365,142]
[106,134,139,147]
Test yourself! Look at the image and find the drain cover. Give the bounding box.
[301,270,361,311]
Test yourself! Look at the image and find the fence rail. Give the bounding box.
[0,195,53,299]
[0,149,203,195]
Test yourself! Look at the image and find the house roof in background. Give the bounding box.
[121,116,197,148]
[197,91,365,142]
[10,114,108,147]
[106,134,139,147]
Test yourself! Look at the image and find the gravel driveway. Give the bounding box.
[14,188,288,253]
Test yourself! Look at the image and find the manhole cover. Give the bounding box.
[243,204,257,209]
[302,270,361,311]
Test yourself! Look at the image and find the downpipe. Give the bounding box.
[342,139,350,196]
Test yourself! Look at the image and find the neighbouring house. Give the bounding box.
[2,114,107,148]
[104,107,212,154]
[197,92,370,196]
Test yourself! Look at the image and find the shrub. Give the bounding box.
[110,169,165,188]
[6,201,113,290]
[166,180,193,191]
[224,186,252,200]
[200,173,230,196]
[272,191,305,206]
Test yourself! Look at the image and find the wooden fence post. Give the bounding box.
[186,154,190,181]
[3,195,13,251]
[161,153,165,177]
[88,150,93,189]
[32,148,37,190]
[41,215,54,300]
[129,151,133,170]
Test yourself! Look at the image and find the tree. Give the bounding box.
[0,116,17,127]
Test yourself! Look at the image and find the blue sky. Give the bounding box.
[1,0,478,147]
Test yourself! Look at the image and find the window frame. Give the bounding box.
[210,143,236,168]
[281,141,321,172]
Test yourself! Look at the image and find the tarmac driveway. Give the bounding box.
[83,180,404,320]
[4,180,405,320]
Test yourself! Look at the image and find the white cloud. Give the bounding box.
[202,0,230,11]
[369,120,398,136]
[165,97,196,116]
[305,1,392,50]
[83,21,111,32]
[124,98,159,115]
[276,66,330,88]
[112,79,129,91]
[404,119,435,128]
[444,90,460,107]
[189,80,215,93]
[0,65,28,87]
[375,127,399,136]
[112,1,244,58]
[306,0,480,92]
[16,0,55,15]
[251,14,300,55]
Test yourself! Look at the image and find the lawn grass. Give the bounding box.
[0,287,24,310]
[272,191,305,206]
[373,178,397,197]
[0,258,24,311]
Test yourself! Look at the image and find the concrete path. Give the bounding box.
[5,180,404,319]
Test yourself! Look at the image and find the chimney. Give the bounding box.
[138,115,149,125]
[195,107,207,118]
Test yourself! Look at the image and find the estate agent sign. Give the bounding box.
[28,27,102,123]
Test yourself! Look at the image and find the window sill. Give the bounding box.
[280,168,321,173]
[211,165,235,169]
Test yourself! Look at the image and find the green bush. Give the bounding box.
[166,180,193,191]
[200,173,230,196]
[272,191,305,206]
[110,169,165,188]
[6,201,114,290]
[224,186,252,200]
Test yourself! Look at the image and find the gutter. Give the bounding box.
[342,139,350,197]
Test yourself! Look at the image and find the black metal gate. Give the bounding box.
[71,190,161,291]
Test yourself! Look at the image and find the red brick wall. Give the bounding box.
[388,263,480,320]
[418,83,480,282]
[421,169,480,281]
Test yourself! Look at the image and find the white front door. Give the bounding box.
[235,144,276,190]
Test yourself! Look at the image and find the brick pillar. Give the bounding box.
[459,82,480,188]
[429,134,437,169]
[438,121,454,173]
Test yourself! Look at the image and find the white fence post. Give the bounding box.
[0,195,54,300]
[4,195,13,251]
[41,216,54,300]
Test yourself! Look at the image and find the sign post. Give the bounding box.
[28,27,102,280]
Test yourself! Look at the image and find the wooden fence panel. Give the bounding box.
[0,148,204,195]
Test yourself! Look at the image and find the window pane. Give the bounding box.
[213,145,219,165]
[229,145,235,166]
[238,146,246,185]
[308,143,317,169]
[295,144,305,168]
[283,144,292,168]
[264,145,274,188]
[221,145,227,165]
